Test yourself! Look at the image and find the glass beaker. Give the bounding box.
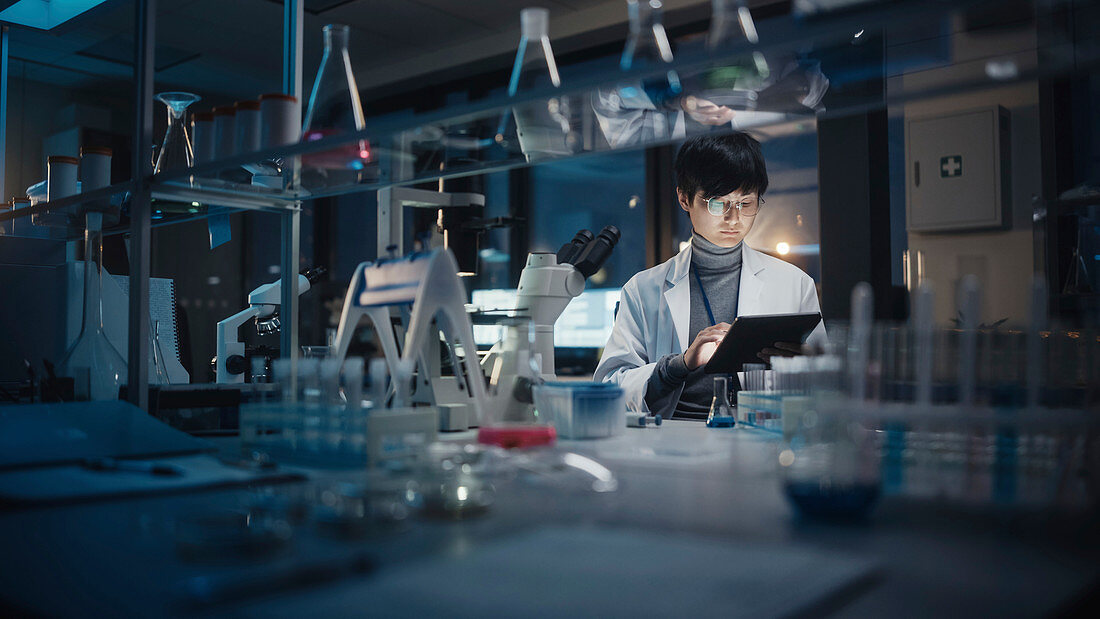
[706,376,736,428]
[58,212,127,400]
[153,92,200,174]
[301,24,369,171]
[505,7,578,161]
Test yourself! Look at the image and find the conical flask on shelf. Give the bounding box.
[58,212,127,401]
[154,92,200,174]
[620,0,681,105]
[505,7,580,161]
[593,0,682,147]
[706,376,736,428]
[704,0,769,97]
[301,24,370,173]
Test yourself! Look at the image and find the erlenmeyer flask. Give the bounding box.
[705,0,769,95]
[706,376,736,428]
[620,0,682,106]
[707,0,757,48]
[154,92,200,174]
[505,8,578,161]
[302,24,369,171]
[58,212,127,401]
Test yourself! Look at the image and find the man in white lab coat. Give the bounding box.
[594,132,824,420]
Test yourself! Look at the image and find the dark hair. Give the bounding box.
[673,132,768,201]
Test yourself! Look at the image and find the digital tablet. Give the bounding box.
[703,312,822,374]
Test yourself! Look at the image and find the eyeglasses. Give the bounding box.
[706,196,764,217]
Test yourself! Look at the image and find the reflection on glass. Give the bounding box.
[506,7,580,162]
[593,0,683,148]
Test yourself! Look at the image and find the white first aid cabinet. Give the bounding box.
[905,106,1011,233]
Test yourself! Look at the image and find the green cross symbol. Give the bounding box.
[940,156,962,178]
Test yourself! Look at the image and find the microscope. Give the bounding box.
[507,225,621,379]
[215,267,326,383]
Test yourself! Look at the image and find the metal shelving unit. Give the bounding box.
[1,0,1095,408]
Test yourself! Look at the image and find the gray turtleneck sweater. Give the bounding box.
[645,232,743,419]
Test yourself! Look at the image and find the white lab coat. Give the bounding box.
[594,241,826,413]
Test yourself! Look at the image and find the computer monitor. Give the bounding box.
[470,288,621,349]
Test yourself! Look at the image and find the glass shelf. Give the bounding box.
[147,0,1093,207]
[3,0,1093,234]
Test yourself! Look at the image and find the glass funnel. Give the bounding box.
[58,212,127,401]
[504,7,580,161]
[153,92,200,174]
[301,24,369,172]
[706,376,736,428]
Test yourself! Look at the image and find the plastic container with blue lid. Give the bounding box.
[533,381,625,439]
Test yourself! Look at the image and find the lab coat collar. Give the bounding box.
[663,240,767,352]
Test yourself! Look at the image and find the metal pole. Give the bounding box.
[0,26,8,204]
[128,0,155,409]
[280,0,303,375]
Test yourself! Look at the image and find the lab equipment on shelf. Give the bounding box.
[57,211,127,401]
[212,105,236,160]
[191,111,215,164]
[259,93,300,148]
[79,147,112,191]
[47,155,78,201]
[234,100,262,155]
[506,7,578,160]
[533,382,626,439]
[706,376,736,428]
[153,92,200,173]
[301,24,368,171]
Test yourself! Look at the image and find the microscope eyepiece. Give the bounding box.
[301,266,327,284]
[556,229,594,265]
[573,225,622,279]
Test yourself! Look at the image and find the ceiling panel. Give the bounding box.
[321,0,493,49]
[409,0,581,33]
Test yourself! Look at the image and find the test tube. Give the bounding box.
[849,282,873,401]
[956,275,981,407]
[913,282,935,406]
[1026,277,1048,408]
[344,357,365,411]
[369,357,389,409]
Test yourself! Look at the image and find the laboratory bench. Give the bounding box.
[1,419,1097,617]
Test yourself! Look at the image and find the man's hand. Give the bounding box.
[683,322,731,370]
[757,341,807,363]
[681,96,736,125]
